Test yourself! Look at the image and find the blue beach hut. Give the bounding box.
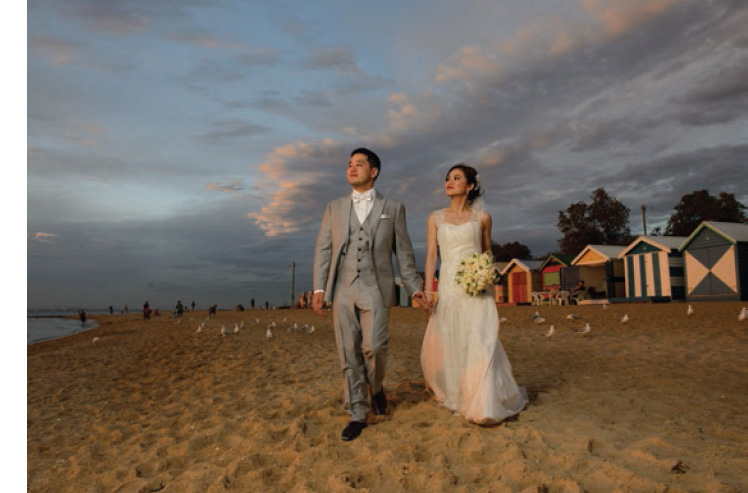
[618,236,688,301]
[679,221,748,301]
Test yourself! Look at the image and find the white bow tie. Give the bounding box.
[352,191,374,204]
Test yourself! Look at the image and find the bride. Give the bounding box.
[421,164,528,424]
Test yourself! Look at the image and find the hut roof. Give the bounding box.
[539,253,576,271]
[618,235,688,258]
[500,258,543,275]
[571,244,626,266]
[678,221,748,251]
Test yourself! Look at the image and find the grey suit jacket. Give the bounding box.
[313,191,422,306]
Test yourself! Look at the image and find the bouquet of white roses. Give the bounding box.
[454,252,500,296]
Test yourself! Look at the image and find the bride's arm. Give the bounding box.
[480,211,493,253]
[423,213,438,303]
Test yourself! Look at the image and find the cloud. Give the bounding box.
[675,56,748,126]
[247,140,347,237]
[304,47,362,75]
[165,32,246,50]
[582,0,683,36]
[29,35,81,65]
[29,232,60,243]
[206,180,245,193]
[190,120,270,142]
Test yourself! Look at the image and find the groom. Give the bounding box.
[313,148,428,441]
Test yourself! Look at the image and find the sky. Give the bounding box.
[27,0,748,310]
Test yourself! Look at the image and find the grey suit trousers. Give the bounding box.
[332,277,389,422]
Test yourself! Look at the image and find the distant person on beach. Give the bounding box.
[77,309,87,327]
[175,300,184,318]
[208,305,218,317]
[143,301,151,320]
[250,298,255,309]
[191,300,195,311]
[312,147,428,442]
[108,305,113,315]
[122,304,128,315]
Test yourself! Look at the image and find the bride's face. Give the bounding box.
[445,169,473,198]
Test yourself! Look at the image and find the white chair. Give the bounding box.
[556,290,571,305]
[531,292,542,305]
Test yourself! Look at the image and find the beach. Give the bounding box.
[27,302,748,492]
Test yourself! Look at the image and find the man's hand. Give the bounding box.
[412,291,432,312]
[312,292,326,316]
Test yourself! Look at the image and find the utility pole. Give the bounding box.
[289,262,296,308]
[641,205,648,236]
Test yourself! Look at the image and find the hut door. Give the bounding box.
[512,272,527,303]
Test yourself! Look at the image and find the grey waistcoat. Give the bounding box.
[337,205,376,287]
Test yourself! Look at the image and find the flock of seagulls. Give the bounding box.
[187,316,316,339]
[528,302,748,340]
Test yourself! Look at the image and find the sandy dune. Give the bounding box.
[28,302,748,492]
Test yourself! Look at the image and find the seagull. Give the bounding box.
[221,325,230,337]
[533,317,546,324]
[92,337,100,343]
[266,327,275,339]
[544,325,555,338]
[307,325,316,333]
[687,304,694,316]
[196,323,204,333]
[253,318,260,324]
[620,313,629,323]
[267,322,276,328]
[576,323,591,334]
[602,304,608,310]
[287,322,299,333]
[240,321,245,329]
[566,313,580,320]
[739,307,747,321]
[234,323,241,333]
[300,323,309,332]
[498,317,508,323]
[530,310,540,321]
[282,317,288,322]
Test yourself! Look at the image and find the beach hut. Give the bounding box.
[678,221,748,301]
[501,259,543,304]
[539,254,577,292]
[618,236,688,301]
[494,261,509,304]
[570,245,626,301]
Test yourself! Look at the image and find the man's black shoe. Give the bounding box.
[371,389,387,416]
[341,421,367,441]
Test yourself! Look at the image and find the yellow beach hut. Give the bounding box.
[570,245,626,302]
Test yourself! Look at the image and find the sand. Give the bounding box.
[27,302,748,492]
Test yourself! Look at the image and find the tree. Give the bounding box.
[491,241,532,262]
[557,188,633,255]
[665,190,746,236]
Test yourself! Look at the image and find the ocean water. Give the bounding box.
[27,309,104,345]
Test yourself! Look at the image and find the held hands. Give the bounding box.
[312,292,326,316]
[412,291,433,312]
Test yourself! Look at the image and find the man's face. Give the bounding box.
[347,153,377,188]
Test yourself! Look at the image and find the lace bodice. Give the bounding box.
[433,208,483,268]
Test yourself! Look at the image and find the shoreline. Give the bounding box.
[28,303,748,491]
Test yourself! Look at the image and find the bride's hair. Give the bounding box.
[447,164,482,202]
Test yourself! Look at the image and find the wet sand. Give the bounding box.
[28,302,748,492]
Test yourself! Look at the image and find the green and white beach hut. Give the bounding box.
[618,236,688,301]
[679,221,748,301]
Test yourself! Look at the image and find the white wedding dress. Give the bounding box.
[421,208,528,424]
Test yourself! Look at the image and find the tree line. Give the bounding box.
[491,188,746,260]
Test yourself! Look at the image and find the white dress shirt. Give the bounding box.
[352,188,375,224]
